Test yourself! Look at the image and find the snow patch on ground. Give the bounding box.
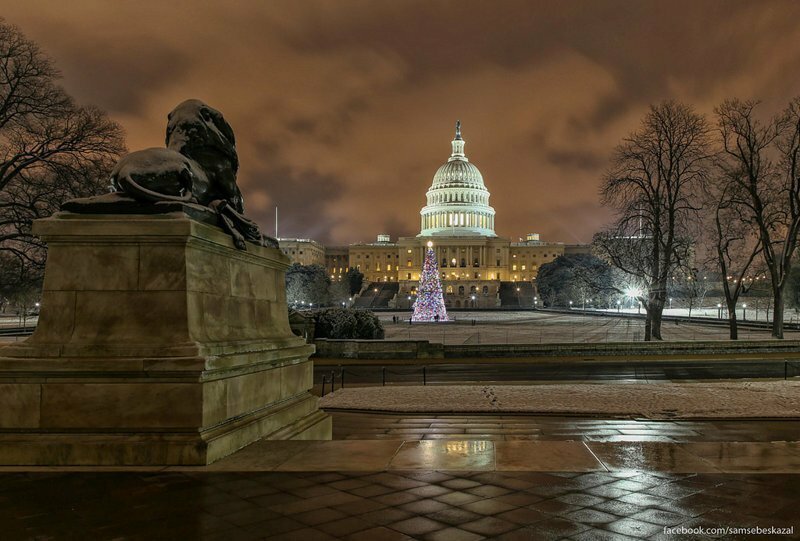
[319,381,800,419]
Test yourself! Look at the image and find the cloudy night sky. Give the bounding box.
[2,0,799,245]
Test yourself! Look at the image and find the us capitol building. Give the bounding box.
[281,122,587,309]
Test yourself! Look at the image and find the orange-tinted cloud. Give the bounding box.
[3,0,800,244]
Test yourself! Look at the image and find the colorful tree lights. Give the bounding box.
[412,242,448,322]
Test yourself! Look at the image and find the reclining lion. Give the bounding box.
[108,99,264,249]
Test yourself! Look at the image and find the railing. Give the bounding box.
[320,365,429,395]
[316,359,800,391]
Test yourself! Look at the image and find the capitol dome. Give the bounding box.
[419,121,496,237]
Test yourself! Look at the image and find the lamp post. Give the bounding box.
[616,300,621,313]
[569,301,573,309]
[742,303,747,321]
[717,303,722,319]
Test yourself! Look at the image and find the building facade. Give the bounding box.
[277,238,325,267]
[344,123,567,308]
[324,246,349,282]
[285,122,582,308]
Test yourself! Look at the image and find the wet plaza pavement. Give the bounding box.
[2,469,798,540]
[330,412,800,443]
[2,414,799,539]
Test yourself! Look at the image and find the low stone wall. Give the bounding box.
[444,340,800,359]
[314,339,444,359]
[313,338,800,361]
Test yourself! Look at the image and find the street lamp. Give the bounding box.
[624,287,643,313]
[742,303,747,321]
[717,303,722,319]
[569,301,573,309]
[616,300,621,312]
[669,297,673,309]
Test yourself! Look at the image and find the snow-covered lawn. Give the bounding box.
[320,381,800,419]
[378,310,800,344]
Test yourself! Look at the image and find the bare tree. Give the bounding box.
[703,168,762,339]
[715,98,800,338]
[595,101,710,341]
[0,19,125,301]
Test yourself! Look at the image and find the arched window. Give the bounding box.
[441,258,447,267]
[458,285,465,295]
[482,285,489,295]
[446,285,454,294]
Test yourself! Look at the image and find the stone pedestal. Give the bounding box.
[0,211,331,465]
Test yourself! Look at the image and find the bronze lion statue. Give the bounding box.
[71,99,272,250]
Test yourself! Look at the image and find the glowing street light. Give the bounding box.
[624,287,643,299]
[742,303,747,320]
[624,287,643,314]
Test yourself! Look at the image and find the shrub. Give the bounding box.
[314,308,384,339]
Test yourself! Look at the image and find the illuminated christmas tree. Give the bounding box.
[412,242,448,322]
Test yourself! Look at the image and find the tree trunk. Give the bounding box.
[727,300,738,340]
[772,291,784,339]
[651,307,663,340]
[644,310,652,342]
[649,290,665,341]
